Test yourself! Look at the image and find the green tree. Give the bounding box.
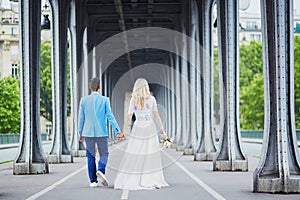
[40,41,53,122]
[0,76,20,133]
[40,41,71,122]
[239,41,264,130]
[214,37,300,130]
[240,73,264,129]
[239,41,263,88]
[294,36,300,128]
[213,48,220,124]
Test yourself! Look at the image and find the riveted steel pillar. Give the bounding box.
[170,55,177,141]
[166,63,171,135]
[48,0,73,163]
[213,0,248,171]
[166,60,172,136]
[187,0,198,155]
[174,50,183,149]
[181,44,192,154]
[69,1,86,157]
[194,0,217,161]
[13,0,49,174]
[253,0,300,193]
[180,1,193,155]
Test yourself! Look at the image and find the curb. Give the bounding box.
[0,141,52,150]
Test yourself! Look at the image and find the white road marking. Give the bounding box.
[26,165,87,200]
[25,141,128,200]
[121,189,129,199]
[163,151,226,200]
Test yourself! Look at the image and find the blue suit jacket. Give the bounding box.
[78,92,121,137]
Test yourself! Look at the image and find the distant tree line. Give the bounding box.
[214,36,300,130]
[0,41,70,134]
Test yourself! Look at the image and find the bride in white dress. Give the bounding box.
[114,78,169,190]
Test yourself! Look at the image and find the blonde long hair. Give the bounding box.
[132,78,151,109]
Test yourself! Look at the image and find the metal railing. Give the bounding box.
[0,134,48,144]
[241,130,300,140]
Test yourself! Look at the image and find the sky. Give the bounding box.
[244,0,300,15]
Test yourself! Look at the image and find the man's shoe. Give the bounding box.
[96,171,109,186]
[90,182,98,188]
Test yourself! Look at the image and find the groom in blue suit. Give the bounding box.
[78,77,124,187]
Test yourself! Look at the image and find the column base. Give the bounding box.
[48,154,73,163]
[183,148,194,155]
[254,175,300,193]
[194,152,216,161]
[213,159,248,171]
[13,162,49,175]
[176,145,185,151]
[171,144,177,149]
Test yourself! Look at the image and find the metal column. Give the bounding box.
[253,0,300,193]
[13,0,49,174]
[213,0,248,171]
[69,0,86,157]
[194,0,217,161]
[170,55,177,141]
[174,52,183,149]
[48,0,73,163]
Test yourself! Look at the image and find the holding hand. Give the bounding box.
[79,136,84,142]
[161,131,172,148]
[117,132,125,139]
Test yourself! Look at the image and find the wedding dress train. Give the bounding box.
[114,96,169,190]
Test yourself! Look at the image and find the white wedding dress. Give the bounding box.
[114,96,169,190]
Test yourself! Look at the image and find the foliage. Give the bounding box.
[239,41,264,130]
[213,48,220,124]
[40,41,71,122]
[294,36,300,128]
[40,41,53,122]
[0,76,20,133]
[238,38,299,129]
[240,73,264,129]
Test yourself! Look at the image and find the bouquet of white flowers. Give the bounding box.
[161,132,172,148]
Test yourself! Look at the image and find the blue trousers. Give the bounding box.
[85,137,108,183]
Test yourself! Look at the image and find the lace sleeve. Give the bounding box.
[152,96,158,112]
[128,98,135,114]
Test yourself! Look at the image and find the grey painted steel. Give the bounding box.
[181,1,193,155]
[194,0,216,160]
[213,0,248,171]
[180,48,192,154]
[69,1,85,157]
[253,0,300,193]
[164,73,170,135]
[48,0,73,163]
[193,13,204,160]
[13,0,49,174]
[194,0,217,161]
[188,0,198,156]
[166,62,172,136]
[174,51,184,150]
[170,56,177,141]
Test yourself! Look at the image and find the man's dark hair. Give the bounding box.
[89,77,100,92]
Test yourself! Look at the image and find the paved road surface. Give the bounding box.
[1,141,300,200]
